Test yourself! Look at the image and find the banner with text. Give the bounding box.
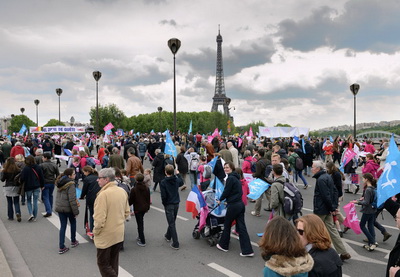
[258,126,309,138]
[29,126,86,133]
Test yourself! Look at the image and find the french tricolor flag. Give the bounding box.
[186,185,209,230]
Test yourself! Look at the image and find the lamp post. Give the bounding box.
[3,119,7,135]
[70,116,75,126]
[350,83,360,139]
[168,38,181,135]
[56,88,63,125]
[157,106,163,132]
[34,99,40,126]
[20,108,25,114]
[93,71,102,135]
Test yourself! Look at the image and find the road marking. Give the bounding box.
[150,205,189,221]
[119,266,134,277]
[342,238,390,255]
[230,234,259,247]
[208,263,242,277]
[341,239,387,265]
[343,275,351,277]
[47,213,88,244]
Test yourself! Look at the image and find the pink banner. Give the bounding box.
[342,149,356,167]
[342,202,362,234]
[249,127,253,137]
[207,135,213,143]
[212,128,219,137]
[103,122,114,132]
[238,137,243,148]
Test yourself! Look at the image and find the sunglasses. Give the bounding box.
[98,177,107,180]
[297,229,304,236]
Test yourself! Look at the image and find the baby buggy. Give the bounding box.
[192,189,226,246]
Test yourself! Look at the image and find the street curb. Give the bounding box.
[0,218,33,277]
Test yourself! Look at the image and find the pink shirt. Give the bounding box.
[241,179,250,206]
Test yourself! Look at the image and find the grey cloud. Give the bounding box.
[159,19,177,26]
[276,0,400,53]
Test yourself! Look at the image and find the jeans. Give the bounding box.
[164,204,179,248]
[25,188,40,218]
[135,212,146,244]
[58,212,77,249]
[294,170,308,185]
[6,196,21,219]
[219,202,253,255]
[360,213,376,245]
[97,242,122,277]
[42,183,55,214]
[188,171,197,188]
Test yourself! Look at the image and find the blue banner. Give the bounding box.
[164,131,177,157]
[248,178,270,200]
[188,120,192,134]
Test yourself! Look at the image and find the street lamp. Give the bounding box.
[3,119,7,135]
[350,83,360,139]
[93,71,102,135]
[34,99,40,126]
[70,116,75,126]
[158,106,163,132]
[56,88,63,125]
[20,108,25,114]
[168,38,181,135]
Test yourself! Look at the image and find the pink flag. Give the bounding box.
[212,128,219,137]
[244,131,248,137]
[342,148,356,167]
[249,127,253,137]
[103,122,114,132]
[238,137,243,148]
[342,202,362,234]
[207,135,213,143]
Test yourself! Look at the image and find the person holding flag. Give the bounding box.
[216,161,254,257]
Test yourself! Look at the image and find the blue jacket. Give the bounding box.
[313,170,337,215]
[160,174,184,206]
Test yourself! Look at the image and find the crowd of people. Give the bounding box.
[0,131,400,276]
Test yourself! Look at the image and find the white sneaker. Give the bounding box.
[240,252,254,257]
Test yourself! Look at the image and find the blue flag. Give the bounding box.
[377,135,400,207]
[213,178,226,216]
[208,156,218,171]
[219,129,222,136]
[150,129,154,134]
[329,135,334,142]
[301,138,306,154]
[19,124,27,135]
[247,178,271,200]
[164,131,177,157]
[188,120,192,134]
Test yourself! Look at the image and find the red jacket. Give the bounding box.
[323,144,334,155]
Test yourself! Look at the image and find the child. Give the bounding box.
[197,156,210,191]
[101,149,109,168]
[69,156,81,187]
[232,168,250,236]
[129,173,151,247]
[143,169,153,189]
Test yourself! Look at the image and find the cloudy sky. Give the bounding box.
[1,0,400,131]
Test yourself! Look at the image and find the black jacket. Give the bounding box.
[219,172,242,205]
[330,171,343,198]
[309,247,342,277]
[152,153,166,183]
[20,164,44,192]
[253,157,270,182]
[212,158,226,183]
[160,174,184,206]
[387,234,400,277]
[176,152,188,174]
[313,170,337,215]
[40,160,60,184]
[80,173,100,206]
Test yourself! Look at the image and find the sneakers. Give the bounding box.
[16,213,21,222]
[354,186,360,194]
[340,253,351,261]
[303,185,308,189]
[137,241,146,247]
[28,215,35,222]
[71,241,79,248]
[343,227,350,234]
[363,244,376,251]
[43,213,52,218]
[164,235,171,242]
[383,232,392,242]
[216,244,228,252]
[240,252,254,257]
[59,247,69,254]
[362,239,378,246]
[170,243,179,250]
[251,211,260,217]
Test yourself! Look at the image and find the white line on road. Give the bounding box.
[119,266,134,277]
[230,234,259,247]
[208,263,242,277]
[150,205,189,221]
[47,213,88,244]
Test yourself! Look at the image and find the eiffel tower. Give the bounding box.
[211,26,231,118]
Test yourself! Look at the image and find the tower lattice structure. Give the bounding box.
[211,27,231,118]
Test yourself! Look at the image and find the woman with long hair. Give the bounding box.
[55,168,80,254]
[362,153,380,179]
[1,157,22,221]
[216,161,254,257]
[79,166,99,236]
[19,155,44,221]
[352,173,377,251]
[259,216,314,276]
[296,214,342,276]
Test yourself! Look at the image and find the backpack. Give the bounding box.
[294,156,304,171]
[189,156,200,171]
[117,180,131,196]
[164,157,175,168]
[138,142,146,153]
[203,164,212,179]
[246,159,257,173]
[86,157,96,168]
[260,160,273,178]
[371,188,384,210]
[277,180,303,215]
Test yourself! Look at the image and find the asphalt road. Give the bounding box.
[0,157,397,277]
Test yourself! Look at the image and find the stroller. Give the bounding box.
[192,189,226,246]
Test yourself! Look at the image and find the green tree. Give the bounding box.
[44,119,65,127]
[8,115,36,133]
[89,104,127,134]
[275,123,292,127]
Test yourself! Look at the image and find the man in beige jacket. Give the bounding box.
[94,168,130,277]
